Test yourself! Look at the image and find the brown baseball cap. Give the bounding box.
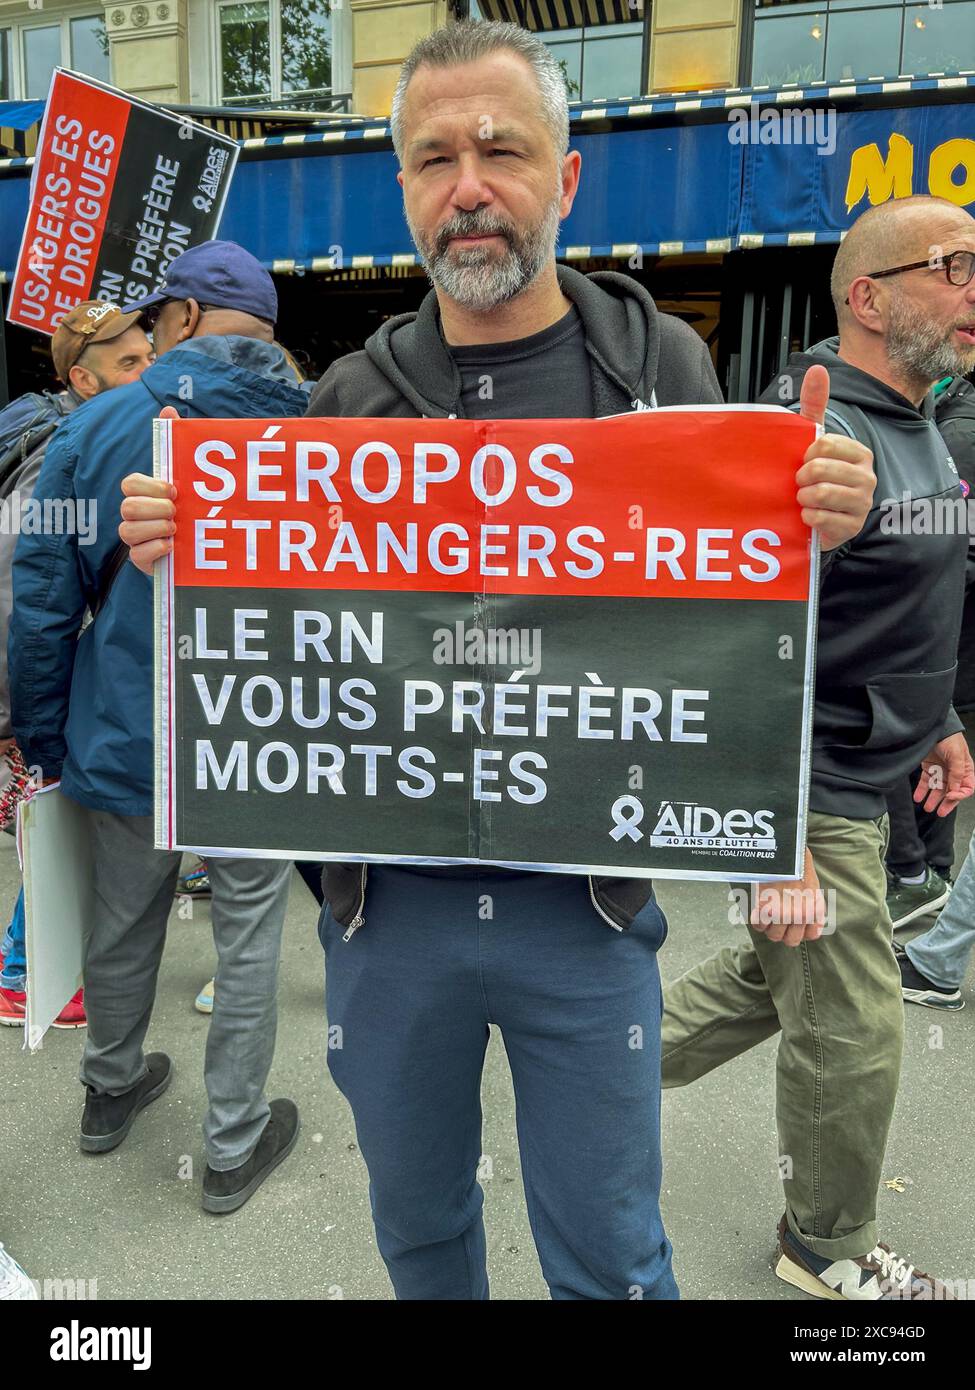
[51,301,145,383]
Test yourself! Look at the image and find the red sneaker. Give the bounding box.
[52,990,86,1030]
[0,985,26,1026]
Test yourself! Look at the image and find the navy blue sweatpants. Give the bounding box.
[319,865,678,1300]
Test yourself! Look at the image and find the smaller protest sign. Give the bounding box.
[20,784,92,1051]
[7,68,239,336]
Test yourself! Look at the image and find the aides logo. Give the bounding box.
[650,801,776,855]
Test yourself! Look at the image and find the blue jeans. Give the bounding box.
[907,827,975,991]
[0,888,26,990]
[319,865,677,1301]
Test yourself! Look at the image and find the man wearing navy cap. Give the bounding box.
[125,240,279,353]
[11,242,308,1214]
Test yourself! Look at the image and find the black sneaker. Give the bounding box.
[886,867,950,929]
[895,944,964,1011]
[201,1098,300,1214]
[80,1053,173,1153]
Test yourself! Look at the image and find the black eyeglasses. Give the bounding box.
[866,249,975,288]
[138,301,166,332]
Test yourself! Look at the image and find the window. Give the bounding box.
[217,0,349,107]
[220,1,271,102]
[1,28,11,101]
[23,24,61,98]
[752,0,975,86]
[69,14,110,83]
[1,12,108,100]
[903,1,975,75]
[467,0,648,104]
[544,19,645,102]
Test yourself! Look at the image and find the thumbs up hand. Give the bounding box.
[794,364,876,551]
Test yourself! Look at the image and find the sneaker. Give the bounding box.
[194,979,215,1014]
[80,1052,173,1154]
[886,867,951,929]
[177,859,211,898]
[0,985,87,1028]
[0,1243,38,1299]
[895,944,964,1011]
[775,1215,955,1299]
[0,986,26,1026]
[52,989,87,1029]
[202,1098,300,1214]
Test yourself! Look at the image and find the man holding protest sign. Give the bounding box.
[120,21,874,1299]
[662,195,975,1301]
[11,244,308,1213]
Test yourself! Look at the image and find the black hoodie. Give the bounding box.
[759,338,966,820]
[306,265,722,931]
[308,264,721,420]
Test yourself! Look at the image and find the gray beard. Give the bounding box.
[406,196,563,312]
[887,293,975,386]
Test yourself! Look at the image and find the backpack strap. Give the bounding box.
[89,542,130,620]
[0,419,61,499]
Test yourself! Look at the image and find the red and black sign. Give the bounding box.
[156,408,818,880]
[7,69,238,336]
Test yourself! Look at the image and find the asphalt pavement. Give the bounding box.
[3,789,973,1301]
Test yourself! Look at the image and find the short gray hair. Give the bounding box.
[390,19,570,163]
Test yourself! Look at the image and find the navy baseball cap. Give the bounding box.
[123,241,277,324]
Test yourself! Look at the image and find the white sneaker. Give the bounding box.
[195,979,215,1015]
[776,1215,954,1300]
[0,1244,38,1299]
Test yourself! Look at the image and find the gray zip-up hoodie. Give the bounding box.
[306,264,723,932]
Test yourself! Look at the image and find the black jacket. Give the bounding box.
[306,264,723,930]
[760,339,966,820]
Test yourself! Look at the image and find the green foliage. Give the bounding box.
[220,0,332,102]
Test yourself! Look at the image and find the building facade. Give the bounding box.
[2,1,975,398]
[4,0,974,115]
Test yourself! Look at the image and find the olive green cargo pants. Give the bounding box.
[661,812,903,1260]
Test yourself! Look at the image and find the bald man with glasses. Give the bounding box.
[661,194,975,1301]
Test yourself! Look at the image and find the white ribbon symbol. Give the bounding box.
[610,795,645,842]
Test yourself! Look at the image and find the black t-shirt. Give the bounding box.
[449,306,594,420]
[418,307,593,879]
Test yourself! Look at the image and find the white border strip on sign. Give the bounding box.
[797,514,820,880]
[159,844,802,884]
[153,416,175,851]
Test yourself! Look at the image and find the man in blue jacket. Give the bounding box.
[10,243,308,1214]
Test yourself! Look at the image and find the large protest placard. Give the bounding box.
[7,69,238,335]
[155,408,818,881]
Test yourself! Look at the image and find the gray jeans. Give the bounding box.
[80,810,292,1169]
[907,826,975,991]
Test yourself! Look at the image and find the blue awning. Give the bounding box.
[3,77,975,280]
[0,100,46,131]
[214,118,743,269]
